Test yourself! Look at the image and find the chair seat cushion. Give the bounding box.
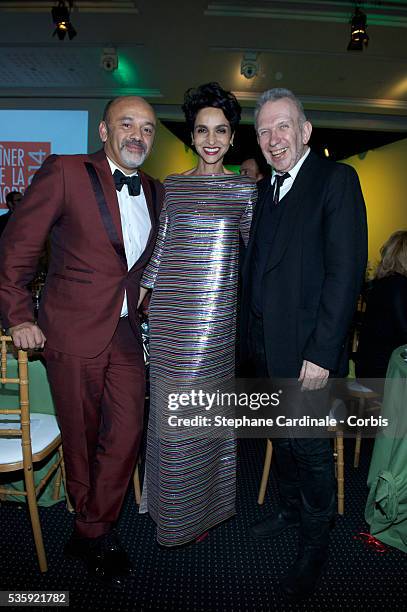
[346,380,375,394]
[0,413,60,465]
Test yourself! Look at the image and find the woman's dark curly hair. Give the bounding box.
[182,82,241,133]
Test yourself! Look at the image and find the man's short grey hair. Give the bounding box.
[254,88,307,129]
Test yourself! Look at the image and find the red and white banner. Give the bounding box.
[0,142,51,208]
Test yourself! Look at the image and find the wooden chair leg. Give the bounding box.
[354,435,361,468]
[258,439,273,505]
[24,465,47,573]
[336,431,344,515]
[333,436,338,478]
[58,446,73,513]
[354,397,365,468]
[134,463,141,505]
[52,454,62,501]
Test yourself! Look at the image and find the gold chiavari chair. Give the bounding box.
[0,335,67,572]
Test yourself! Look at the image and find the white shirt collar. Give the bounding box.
[106,156,139,177]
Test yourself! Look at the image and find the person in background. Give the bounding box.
[356,230,407,383]
[0,96,163,587]
[240,87,367,601]
[240,157,265,182]
[0,191,22,237]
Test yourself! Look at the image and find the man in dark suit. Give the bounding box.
[0,191,22,237]
[0,96,163,586]
[240,88,367,600]
[239,157,265,182]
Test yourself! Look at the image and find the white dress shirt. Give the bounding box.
[271,147,311,201]
[107,157,151,317]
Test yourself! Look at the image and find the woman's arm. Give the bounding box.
[239,182,257,246]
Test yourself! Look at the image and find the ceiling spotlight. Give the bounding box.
[347,6,369,51]
[240,52,259,79]
[52,1,77,41]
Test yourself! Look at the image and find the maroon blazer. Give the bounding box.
[0,149,163,357]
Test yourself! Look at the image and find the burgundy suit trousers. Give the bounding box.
[44,317,145,538]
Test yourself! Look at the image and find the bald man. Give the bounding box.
[0,96,163,585]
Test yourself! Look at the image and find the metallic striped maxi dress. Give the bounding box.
[139,173,257,546]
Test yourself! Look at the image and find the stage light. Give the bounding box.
[52,1,77,41]
[347,6,369,51]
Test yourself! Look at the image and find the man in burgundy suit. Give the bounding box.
[0,96,163,585]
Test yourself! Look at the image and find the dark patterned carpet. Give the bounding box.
[0,438,406,611]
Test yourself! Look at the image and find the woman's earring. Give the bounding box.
[230,141,234,147]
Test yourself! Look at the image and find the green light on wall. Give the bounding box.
[225,165,240,175]
[113,55,138,86]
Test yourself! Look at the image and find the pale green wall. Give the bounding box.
[142,120,197,180]
[344,137,407,268]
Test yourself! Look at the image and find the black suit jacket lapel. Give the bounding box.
[85,150,127,268]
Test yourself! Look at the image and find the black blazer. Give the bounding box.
[240,150,368,377]
[355,274,407,379]
[0,211,11,238]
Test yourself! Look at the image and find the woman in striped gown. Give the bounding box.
[138,82,257,546]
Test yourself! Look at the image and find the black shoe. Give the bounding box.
[250,510,300,539]
[95,531,135,574]
[280,546,328,601]
[64,531,135,581]
[86,549,135,589]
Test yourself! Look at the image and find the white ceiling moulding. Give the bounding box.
[153,105,407,132]
[302,95,407,112]
[233,91,407,113]
[0,42,144,48]
[305,111,407,131]
[212,43,406,64]
[211,45,407,63]
[0,1,138,13]
[0,87,162,98]
[205,1,407,27]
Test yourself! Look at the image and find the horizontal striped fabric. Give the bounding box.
[140,173,257,546]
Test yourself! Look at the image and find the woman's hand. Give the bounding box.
[138,286,148,310]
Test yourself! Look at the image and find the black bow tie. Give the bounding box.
[113,169,141,196]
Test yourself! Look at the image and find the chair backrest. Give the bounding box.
[349,292,368,359]
[0,335,33,470]
[0,335,64,573]
[351,325,360,356]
